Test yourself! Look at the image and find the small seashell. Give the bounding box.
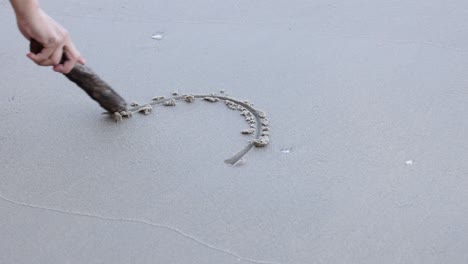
[280,148,291,154]
[151,32,164,40]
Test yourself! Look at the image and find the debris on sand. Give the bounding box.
[163,99,176,106]
[138,104,153,115]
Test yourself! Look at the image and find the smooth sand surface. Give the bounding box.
[1,1,468,263]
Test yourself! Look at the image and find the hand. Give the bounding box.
[15,8,85,73]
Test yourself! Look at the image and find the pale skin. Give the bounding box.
[9,0,85,74]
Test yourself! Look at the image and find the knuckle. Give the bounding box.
[47,36,57,45]
[56,37,64,45]
[58,32,69,43]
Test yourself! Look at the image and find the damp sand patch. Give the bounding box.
[110,92,270,165]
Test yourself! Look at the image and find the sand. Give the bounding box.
[2,1,468,263]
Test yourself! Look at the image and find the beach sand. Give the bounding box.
[1,1,468,263]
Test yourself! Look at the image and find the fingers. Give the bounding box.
[53,57,74,73]
[28,36,84,74]
[49,47,63,65]
[29,43,83,74]
[53,40,84,74]
[77,57,86,65]
[27,41,66,66]
[27,45,56,65]
[67,41,86,65]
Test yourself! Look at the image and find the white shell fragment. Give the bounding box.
[280,148,291,154]
[130,101,139,107]
[163,99,176,106]
[151,32,164,40]
[203,97,218,102]
[152,96,165,101]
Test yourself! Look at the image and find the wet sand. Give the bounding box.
[1,1,468,263]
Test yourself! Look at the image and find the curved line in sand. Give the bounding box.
[124,94,270,165]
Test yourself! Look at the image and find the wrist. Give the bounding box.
[10,0,40,19]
